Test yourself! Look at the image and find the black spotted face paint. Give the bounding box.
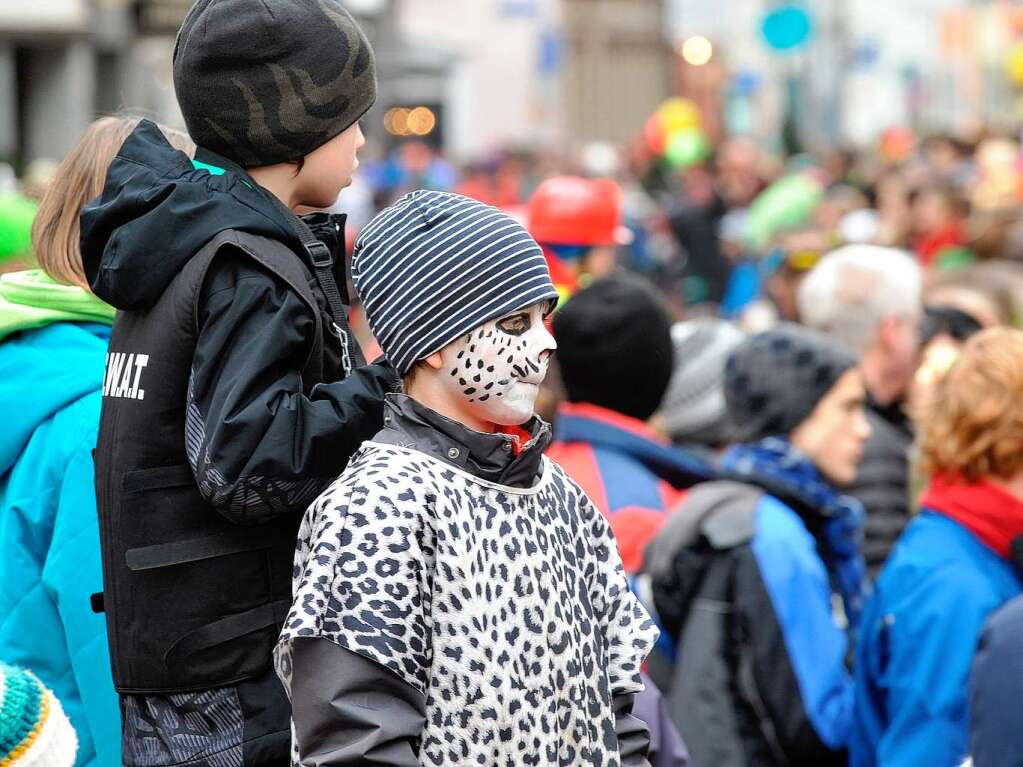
[438,301,556,426]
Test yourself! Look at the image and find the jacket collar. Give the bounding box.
[922,473,1023,561]
[193,147,349,292]
[866,391,913,440]
[553,401,712,487]
[377,393,551,488]
[193,145,258,185]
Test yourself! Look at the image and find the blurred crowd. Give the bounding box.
[338,116,1023,767]
[6,102,1023,767]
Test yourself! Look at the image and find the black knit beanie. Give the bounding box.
[724,323,858,442]
[553,273,674,421]
[173,0,376,168]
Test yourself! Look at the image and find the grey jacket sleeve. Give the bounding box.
[615,692,654,767]
[289,637,426,766]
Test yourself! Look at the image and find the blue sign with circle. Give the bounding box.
[761,5,813,52]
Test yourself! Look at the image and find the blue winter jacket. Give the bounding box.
[851,511,1023,767]
[647,480,861,766]
[0,316,119,767]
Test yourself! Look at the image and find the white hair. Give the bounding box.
[797,245,922,352]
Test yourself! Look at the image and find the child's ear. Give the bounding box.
[423,352,444,371]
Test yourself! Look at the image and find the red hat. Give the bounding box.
[527,176,628,246]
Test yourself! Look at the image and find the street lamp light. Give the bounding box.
[680,36,714,67]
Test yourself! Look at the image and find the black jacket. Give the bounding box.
[82,122,397,522]
[847,397,913,576]
[288,394,656,766]
[646,479,853,767]
[80,122,397,766]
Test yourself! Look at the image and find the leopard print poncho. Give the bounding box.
[275,441,658,766]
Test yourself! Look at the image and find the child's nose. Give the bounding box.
[540,325,557,354]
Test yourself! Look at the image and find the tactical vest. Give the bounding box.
[95,229,342,693]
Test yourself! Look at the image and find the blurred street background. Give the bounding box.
[7,0,1023,160]
[7,0,1023,320]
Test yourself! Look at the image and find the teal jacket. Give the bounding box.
[0,270,119,767]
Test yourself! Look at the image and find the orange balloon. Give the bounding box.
[643,114,669,154]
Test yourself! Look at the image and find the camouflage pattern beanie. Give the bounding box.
[172,0,376,168]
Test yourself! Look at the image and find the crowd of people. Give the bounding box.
[3,2,1023,767]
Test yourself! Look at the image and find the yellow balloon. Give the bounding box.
[1005,43,1023,85]
[657,98,701,133]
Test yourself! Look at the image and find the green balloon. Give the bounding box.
[665,130,709,169]
[745,173,823,250]
[0,193,37,263]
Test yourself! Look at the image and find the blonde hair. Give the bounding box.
[919,327,1023,481]
[31,116,194,291]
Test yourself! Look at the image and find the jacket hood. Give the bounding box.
[642,479,764,644]
[644,480,762,584]
[80,120,301,311]
[553,401,713,489]
[0,320,109,473]
[0,269,114,343]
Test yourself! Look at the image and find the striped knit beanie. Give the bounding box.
[0,665,77,767]
[353,191,558,374]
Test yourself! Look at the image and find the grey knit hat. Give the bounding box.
[173,0,376,168]
[724,323,857,442]
[658,319,745,446]
[353,191,558,375]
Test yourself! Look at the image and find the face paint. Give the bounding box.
[437,301,556,427]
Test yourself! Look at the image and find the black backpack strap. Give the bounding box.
[187,229,326,385]
[264,196,367,374]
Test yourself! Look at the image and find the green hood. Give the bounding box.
[0,269,115,343]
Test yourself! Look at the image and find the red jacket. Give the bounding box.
[547,402,712,572]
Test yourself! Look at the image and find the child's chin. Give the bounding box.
[304,187,345,210]
[481,403,535,428]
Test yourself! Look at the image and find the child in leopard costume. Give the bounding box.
[275,191,658,766]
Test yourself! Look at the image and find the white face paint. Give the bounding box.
[438,301,557,427]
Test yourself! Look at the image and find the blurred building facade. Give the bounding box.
[396,0,671,155]
[562,0,672,146]
[5,0,1023,168]
[1,0,675,168]
[0,0,186,168]
[669,0,1022,150]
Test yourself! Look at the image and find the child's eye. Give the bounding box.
[497,314,531,336]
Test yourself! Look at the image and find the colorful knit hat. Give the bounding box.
[0,664,77,767]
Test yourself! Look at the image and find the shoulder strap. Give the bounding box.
[263,196,367,371]
[186,228,325,384]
